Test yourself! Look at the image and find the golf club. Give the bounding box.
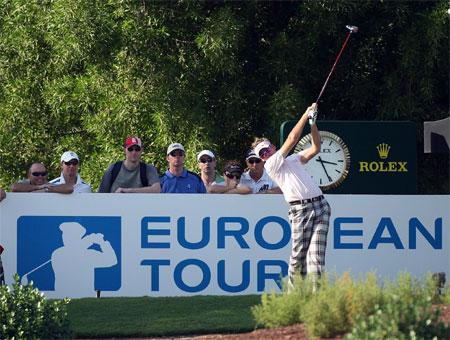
[315,25,358,104]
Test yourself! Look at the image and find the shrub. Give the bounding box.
[251,274,313,329]
[252,270,449,339]
[0,274,71,339]
[346,296,449,340]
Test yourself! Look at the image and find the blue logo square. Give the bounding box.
[17,216,121,294]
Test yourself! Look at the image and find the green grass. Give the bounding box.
[67,294,261,338]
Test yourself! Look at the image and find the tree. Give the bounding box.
[0,0,447,193]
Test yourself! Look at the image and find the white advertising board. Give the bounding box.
[0,193,448,298]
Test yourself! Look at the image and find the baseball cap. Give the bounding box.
[167,143,185,155]
[245,149,260,160]
[60,151,79,163]
[197,150,215,161]
[254,141,271,158]
[124,137,142,149]
[224,164,243,174]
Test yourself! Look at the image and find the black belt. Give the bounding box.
[289,195,324,206]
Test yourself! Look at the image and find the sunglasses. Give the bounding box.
[199,158,213,163]
[64,160,79,166]
[225,172,241,180]
[127,146,141,152]
[31,171,47,177]
[261,147,271,159]
[170,151,185,157]
[248,159,262,164]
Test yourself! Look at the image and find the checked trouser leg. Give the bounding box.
[287,199,331,288]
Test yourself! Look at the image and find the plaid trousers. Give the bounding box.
[287,199,331,285]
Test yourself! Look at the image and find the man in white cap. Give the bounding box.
[239,149,282,194]
[253,103,330,290]
[196,150,224,189]
[49,151,92,193]
[160,143,206,193]
[98,137,161,193]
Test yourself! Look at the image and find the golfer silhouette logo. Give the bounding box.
[51,222,117,297]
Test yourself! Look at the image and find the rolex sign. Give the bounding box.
[281,121,417,194]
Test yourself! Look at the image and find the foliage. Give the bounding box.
[346,273,449,340]
[252,270,450,339]
[0,273,71,339]
[251,275,313,328]
[0,0,447,192]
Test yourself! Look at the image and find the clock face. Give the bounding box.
[294,131,351,191]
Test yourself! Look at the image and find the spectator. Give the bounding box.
[197,150,224,189]
[208,160,252,194]
[49,151,92,193]
[0,187,5,202]
[160,143,206,193]
[11,162,73,194]
[98,137,161,193]
[239,149,282,194]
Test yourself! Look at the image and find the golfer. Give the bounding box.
[253,103,331,290]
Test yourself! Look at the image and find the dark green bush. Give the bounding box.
[0,274,71,339]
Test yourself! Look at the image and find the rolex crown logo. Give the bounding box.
[377,143,391,159]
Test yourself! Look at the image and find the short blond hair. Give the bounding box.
[252,137,270,150]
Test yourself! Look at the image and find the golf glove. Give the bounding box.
[308,109,318,125]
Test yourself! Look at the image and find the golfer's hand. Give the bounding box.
[307,103,318,125]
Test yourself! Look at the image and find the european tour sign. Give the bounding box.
[280,121,417,194]
[0,193,448,299]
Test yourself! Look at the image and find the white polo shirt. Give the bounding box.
[238,169,278,194]
[49,173,92,193]
[265,150,322,203]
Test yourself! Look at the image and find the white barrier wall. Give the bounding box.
[0,193,448,298]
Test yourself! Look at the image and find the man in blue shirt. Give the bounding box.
[160,143,206,193]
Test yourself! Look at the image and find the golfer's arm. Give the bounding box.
[300,124,321,163]
[279,104,316,157]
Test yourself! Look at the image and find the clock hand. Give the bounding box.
[315,158,337,166]
[316,156,333,182]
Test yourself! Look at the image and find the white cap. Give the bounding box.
[60,151,79,163]
[167,143,185,155]
[254,141,271,158]
[197,150,215,161]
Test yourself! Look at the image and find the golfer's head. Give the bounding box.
[254,139,274,162]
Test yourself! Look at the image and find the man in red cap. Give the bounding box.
[98,137,161,193]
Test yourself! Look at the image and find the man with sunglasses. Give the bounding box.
[197,150,224,189]
[254,103,330,290]
[207,161,251,194]
[239,149,282,194]
[11,162,73,193]
[49,151,92,193]
[98,137,161,193]
[160,143,206,193]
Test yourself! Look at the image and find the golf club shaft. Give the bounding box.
[315,32,352,103]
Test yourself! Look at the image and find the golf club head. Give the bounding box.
[346,25,359,33]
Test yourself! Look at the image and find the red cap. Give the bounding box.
[124,137,142,149]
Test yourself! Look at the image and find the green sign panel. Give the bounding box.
[280,121,417,194]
